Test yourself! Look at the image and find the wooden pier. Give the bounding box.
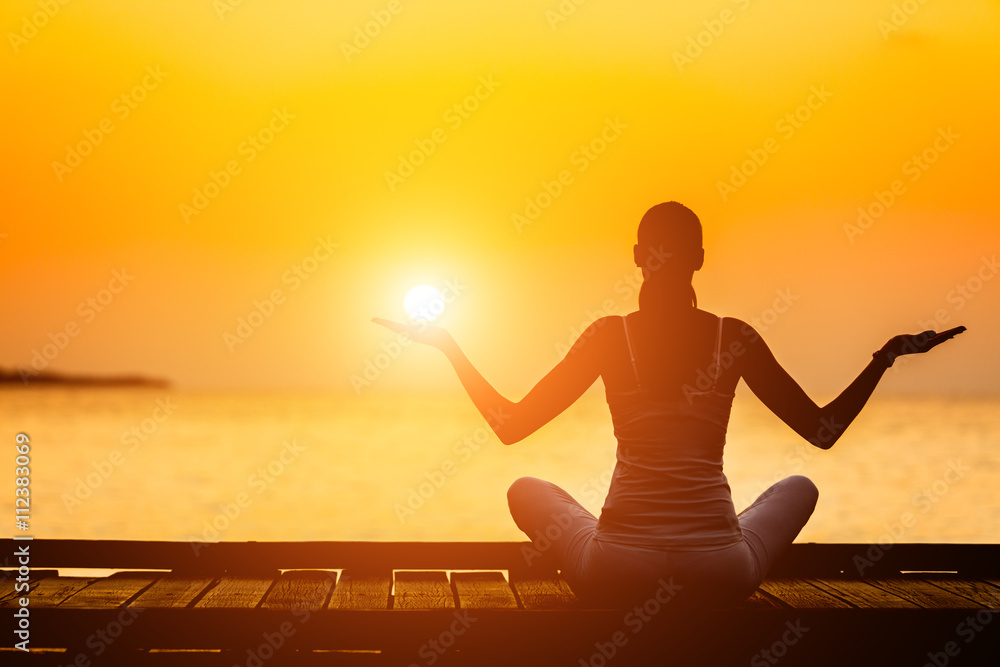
[2,539,999,665]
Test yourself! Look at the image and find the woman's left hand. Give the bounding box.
[372,317,454,350]
[878,325,967,366]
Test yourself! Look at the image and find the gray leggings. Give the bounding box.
[507,475,819,609]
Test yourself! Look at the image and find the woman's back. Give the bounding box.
[375,200,962,609]
[596,310,743,549]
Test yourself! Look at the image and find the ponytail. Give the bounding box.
[635,202,702,312]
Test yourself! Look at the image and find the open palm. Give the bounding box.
[881,326,966,365]
[372,317,454,350]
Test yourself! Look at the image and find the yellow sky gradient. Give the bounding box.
[1,1,998,396]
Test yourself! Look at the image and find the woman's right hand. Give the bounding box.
[878,326,967,367]
[371,317,455,351]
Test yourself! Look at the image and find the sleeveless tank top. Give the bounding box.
[595,312,744,550]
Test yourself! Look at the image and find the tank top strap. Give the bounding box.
[622,313,724,392]
[621,313,641,389]
[712,316,723,390]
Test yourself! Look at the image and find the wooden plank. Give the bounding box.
[58,572,158,608]
[866,577,985,609]
[0,539,558,573]
[733,589,783,610]
[0,570,59,605]
[452,571,519,609]
[393,571,455,609]
[0,580,19,605]
[261,570,337,611]
[0,569,58,580]
[758,578,853,609]
[5,539,1000,578]
[0,577,98,608]
[765,543,1000,578]
[128,575,217,608]
[509,574,580,610]
[808,578,920,609]
[193,576,275,609]
[922,577,1000,607]
[328,570,390,610]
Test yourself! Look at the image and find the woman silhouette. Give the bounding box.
[374,202,965,609]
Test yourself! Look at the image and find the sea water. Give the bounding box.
[2,386,998,544]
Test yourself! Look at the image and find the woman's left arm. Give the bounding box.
[373,317,604,445]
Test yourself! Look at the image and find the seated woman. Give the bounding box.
[374,201,964,609]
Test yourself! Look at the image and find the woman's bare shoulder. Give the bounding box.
[696,311,766,350]
[565,314,621,355]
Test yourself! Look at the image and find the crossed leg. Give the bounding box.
[507,474,819,605]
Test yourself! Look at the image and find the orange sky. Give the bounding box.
[1,1,998,396]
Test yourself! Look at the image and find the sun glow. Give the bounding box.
[403,285,446,322]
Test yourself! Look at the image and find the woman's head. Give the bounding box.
[634,202,704,310]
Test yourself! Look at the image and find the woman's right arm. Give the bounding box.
[738,322,965,450]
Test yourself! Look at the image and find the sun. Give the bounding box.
[403,285,446,322]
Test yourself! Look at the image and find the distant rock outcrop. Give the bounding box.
[0,367,170,388]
